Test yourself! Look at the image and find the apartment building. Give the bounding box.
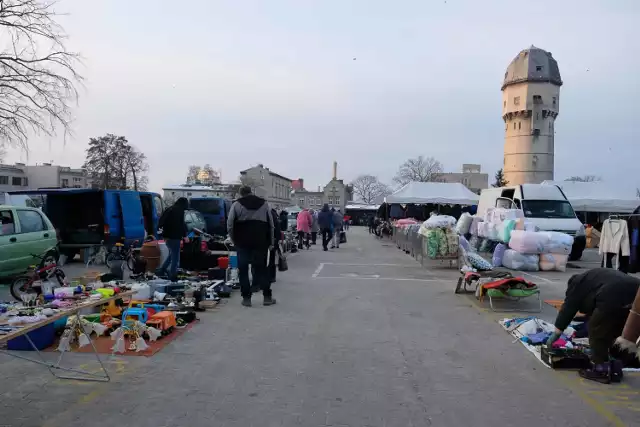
[0,162,88,193]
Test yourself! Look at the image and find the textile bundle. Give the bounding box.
[502,249,539,271]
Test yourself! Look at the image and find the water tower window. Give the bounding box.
[536,66,543,72]
[536,112,539,120]
[514,96,520,106]
[503,100,506,108]
[518,122,521,130]
[513,122,516,130]
[552,97,557,106]
[533,95,542,104]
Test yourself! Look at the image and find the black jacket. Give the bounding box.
[279,210,289,232]
[555,268,640,330]
[159,201,187,240]
[227,195,274,250]
[271,209,282,241]
[317,205,333,230]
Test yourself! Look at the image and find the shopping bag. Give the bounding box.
[278,251,288,271]
[339,231,347,244]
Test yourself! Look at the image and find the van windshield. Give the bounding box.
[190,199,221,215]
[522,200,576,219]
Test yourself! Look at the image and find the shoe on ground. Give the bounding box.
[578,367,611,384]
[263,297,277,306]
[610,360,624,383]
[323,247,328,251]
[241,298,252,307]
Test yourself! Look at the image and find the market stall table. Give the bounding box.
[0,290,134,383]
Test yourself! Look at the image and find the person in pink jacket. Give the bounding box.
[296,209,313,249]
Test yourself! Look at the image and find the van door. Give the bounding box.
[0,208,19,276]
[153,194,164,236]
[14,209,58,266]
[118,192,145,243]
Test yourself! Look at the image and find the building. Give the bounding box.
[162,183,240,205]
[502,46,562,185]
[440,164,489,194]
[293,162,353,211]
[239,164,293,208]
[0,162,88,193]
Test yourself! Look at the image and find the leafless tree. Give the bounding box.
[83,134,148,190]
[0,0,82,151]
[351,174,391,204]
[393,156,443,186]
[565,175,601,182]
[123,145,148,191]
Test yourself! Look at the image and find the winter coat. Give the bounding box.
[554,268,640,331]
[227,194,274,250]
[271,208,282,241]
[332,211,343,229]
[297,209,313,233]
[317,204,333,230]
[159,197,187,240]
[279,210,289,232]
[310,210,320,232]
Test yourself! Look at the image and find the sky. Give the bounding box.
[4,0,640,193]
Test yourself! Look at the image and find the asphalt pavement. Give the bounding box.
[0,227,638,426]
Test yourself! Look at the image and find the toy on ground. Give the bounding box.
[146,311,177,336]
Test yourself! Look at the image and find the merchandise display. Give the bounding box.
[502,249,540,271]
[455,213,473,235]
[492,243,507,267]
[539,253,569,272]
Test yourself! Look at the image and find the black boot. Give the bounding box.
[263,295,277,306]
[241,297,252,307]
[610,360,624,383]
[579,363,611,384]
[250,284,261,293]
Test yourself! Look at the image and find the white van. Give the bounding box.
[477,184,586,260]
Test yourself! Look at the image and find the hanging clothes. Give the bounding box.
[599,219,630,271]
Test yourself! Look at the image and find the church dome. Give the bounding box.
[502,45,562,90]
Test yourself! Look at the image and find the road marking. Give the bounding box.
[320,262,420,267]
[311,263,325,278]
[312,276,442,282]
[518,271,555,284]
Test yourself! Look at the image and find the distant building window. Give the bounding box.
[328,196,334,204]
[513,96,520,106]
[533,95,542,104]
[61,178,69,187]
[536,113,539,120]
[335,196,340,205]
[513,122,516,130]
[533,129,540,136]
[12,177,22,186]
[552,97,557,106]
[0,176,7,185]
[503,100,506,108]
[73,177,82,182]
[518,122,521,130]
[299,198,304,206]
[187,192,192,196]
[549,122,552,131]
[536,66,543,72]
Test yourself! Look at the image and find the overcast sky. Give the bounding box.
[5,0,640,193]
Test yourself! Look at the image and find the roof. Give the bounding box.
[502,46,562,90]
[239,166,293,182]
[542,180,640,213]
[386,182,479,205]
[345,204,379,211]
[163,184,235,191]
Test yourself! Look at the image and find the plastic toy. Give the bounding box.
[146,311,177,336]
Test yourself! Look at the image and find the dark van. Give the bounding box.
[9,189,163,257]
[188,196,230,236]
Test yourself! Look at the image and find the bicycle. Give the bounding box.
[10,251,67,301]
[105,240,139,271]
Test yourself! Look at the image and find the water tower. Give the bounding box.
[502,46,562,185]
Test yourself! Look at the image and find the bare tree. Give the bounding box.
[123,145,148,191]
[83,134,148,190]
[351,174,391,204]
[565,175,601,182]
[0,0,83,151]
[393,156,443,186]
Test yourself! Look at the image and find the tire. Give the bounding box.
[126,254,136,272]
[39,250,59,269]
[10,276,38,301]
[106,253,123,269]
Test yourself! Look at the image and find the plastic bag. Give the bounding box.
[508,230,547,254]
[492,243,507,267]
[455,213,473,235]
[426,230,439,258]
[539,231,574,255]
[487,208,524,223]
[502,249,540,271]
[436,228,448,256]
[459,235,470,252]
[469,217,483,236]
[467,252,493,271]
[539,253,569,272]
[468,236,480,251]
[423,215,457,230]
[446,230,458,255]
[498,219,516,244]
[479,239,492,253]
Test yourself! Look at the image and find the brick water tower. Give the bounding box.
[502,46,562,185]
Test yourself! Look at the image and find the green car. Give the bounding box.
[0,205,58,279]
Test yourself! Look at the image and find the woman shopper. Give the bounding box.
[296,208,313,249]
[310,209,319,245]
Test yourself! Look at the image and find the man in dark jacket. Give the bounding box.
[548,268,640,383]
[157,197,188,281]
[227,186,275,307]
[279,209,289,232]
[317,204,333,251]
[269,207,281,283]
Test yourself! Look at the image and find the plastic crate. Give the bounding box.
[7,323,55,351]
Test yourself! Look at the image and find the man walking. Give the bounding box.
[157,197,188,281]
[227,186,275,307]
[318,203,333,251]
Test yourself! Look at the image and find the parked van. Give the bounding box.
[8,189,164,257]
[188,196,230,236]
[477,184,586,260]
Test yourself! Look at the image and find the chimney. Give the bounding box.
[333,161,337,180]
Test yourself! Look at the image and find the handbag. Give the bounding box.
[339,231,347,244]
[278,251,288,271]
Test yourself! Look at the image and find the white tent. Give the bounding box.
[542,180,639,213]
[385,182,479,205]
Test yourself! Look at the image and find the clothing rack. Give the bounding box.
[609,214,640,220]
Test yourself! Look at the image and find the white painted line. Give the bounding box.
[311,263,325,278]
[518,271,554,284]
[320,263,420,267]
[312,276,442,282]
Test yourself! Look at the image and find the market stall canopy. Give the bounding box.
[345,203,380,211]
[385,182,479,205]
[542,180,639,213]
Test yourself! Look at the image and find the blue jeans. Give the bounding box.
[237,247,270,298]
[158,238,181,280]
